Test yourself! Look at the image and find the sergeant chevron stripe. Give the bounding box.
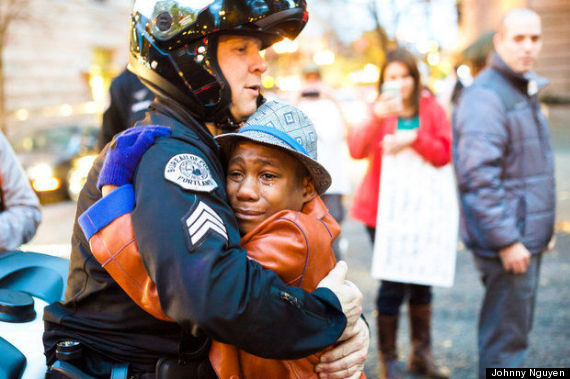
[186,202,228,244]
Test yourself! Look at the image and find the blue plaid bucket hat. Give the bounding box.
[216,100,332,194]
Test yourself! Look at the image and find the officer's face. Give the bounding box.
[226,141,315,235]
[494,13,542,74]
[218,35,268,122]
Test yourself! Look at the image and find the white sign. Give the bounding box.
[371,148,459,287]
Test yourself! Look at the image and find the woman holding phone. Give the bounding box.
[348,47,452,379]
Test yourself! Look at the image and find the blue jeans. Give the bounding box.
[473,253,542,378]
[366,226,432,316]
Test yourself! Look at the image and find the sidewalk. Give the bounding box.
[344,104,570,378]
[343,216,570,378]
[21,107,570,378]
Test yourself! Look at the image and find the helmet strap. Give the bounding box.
[214,92,267,132]
[204,34,234,130]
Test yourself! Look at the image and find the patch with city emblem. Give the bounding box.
[164,154,218,192]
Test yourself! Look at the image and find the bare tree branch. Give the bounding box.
[368,0,390,53]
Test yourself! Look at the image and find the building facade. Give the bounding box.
[3,0,131,137]
[458,0,570,98]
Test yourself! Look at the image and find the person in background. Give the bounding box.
[452,9,555,377]
[0,131,41,252]
[348,47,451,379]
[449,67,467,107]
[97,67,154,151]
[297,64,351,260]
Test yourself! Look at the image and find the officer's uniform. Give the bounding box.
[98,69,154,151]
[43,100,346,376]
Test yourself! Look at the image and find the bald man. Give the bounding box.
[452,8,555,377]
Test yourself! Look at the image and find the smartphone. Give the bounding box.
[382,81,402,106]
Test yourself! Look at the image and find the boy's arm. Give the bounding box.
[78,184,171,322]
[97,125,171,190]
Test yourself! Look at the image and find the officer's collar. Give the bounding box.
[490,52,548,96]
[150,98,220,153]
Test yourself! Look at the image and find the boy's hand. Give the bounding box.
[97,126,170,190]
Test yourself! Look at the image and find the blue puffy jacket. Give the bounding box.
[452,53,555,257]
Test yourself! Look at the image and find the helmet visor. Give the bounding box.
[133,0,216,41]
[133,0,307,43]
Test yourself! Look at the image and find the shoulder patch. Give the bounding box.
[164,154,218,192]
[184,201,228,246]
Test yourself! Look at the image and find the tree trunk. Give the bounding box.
[375,24,390,53]
[369,0,390,53]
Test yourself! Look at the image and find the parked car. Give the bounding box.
[13,124,99,202]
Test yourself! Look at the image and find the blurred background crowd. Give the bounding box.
[1,0,568,206]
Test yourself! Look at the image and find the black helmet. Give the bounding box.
[129,0,308,130]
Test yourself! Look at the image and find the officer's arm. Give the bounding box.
[131,142,346,360]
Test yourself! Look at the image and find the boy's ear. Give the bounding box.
[302,176,317,203]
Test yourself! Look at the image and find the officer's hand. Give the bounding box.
[317,261,363,329]
[97,126,171,190]
[499,242,531,274]
[315,318,369,379]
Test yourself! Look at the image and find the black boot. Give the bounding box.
[377,315,403,379]
[407,305,450,378]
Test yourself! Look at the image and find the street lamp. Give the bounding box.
[313,50,335,66]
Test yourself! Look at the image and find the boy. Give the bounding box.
[78,101,362,378]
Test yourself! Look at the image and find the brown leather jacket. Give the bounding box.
[88,196,341,378]
[209,196,339,379]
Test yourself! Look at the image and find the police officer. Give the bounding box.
[43,1,368,378]
[97,68,154,151]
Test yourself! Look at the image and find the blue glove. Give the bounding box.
[97,126,171,190]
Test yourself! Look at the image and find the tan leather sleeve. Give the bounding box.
[245,217,309,287]
[89,213,173,322]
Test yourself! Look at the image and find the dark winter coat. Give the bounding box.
[452,52,555,257]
